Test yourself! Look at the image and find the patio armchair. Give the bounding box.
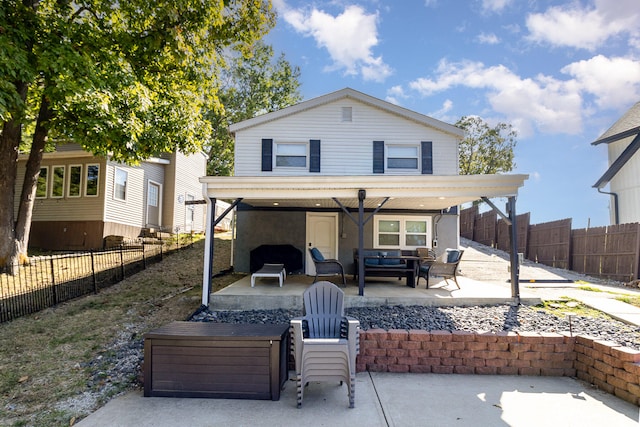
[309,247,346,287]
[416,247,437,288]
[290,281,360,408]
[421,248,464,289]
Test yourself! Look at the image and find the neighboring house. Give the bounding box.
[199,88,528,298]
[15,144,208,250]
[592,101,640,225]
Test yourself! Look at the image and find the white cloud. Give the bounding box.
[526,0,640,50]
[476,32,500,44]
[385,85,407,105]
[561,55,640,109]
[279,3,392,82]
[481,0,512,13]
[407,53,640,137]
[409,59,584,136]
[429,99,454,122]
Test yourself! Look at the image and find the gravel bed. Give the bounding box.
[191,305,640,351]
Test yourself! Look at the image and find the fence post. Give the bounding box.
[49,257,58,305]
[120,245,125,279]
[142,241,146,269]
[91,250,98,294]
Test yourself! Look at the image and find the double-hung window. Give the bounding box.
[275,143,307,168]
[36,167,48,198]
[114,168,127,201]
[68,165,82,197]
[387,145,419,170]
[51,166,65,198]
[374,215,431,249]
[85,164,99,196]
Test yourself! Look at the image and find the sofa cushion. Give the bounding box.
[362,250,380,266]
[380,250,402,265]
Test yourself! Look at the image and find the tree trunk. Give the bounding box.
[0,80,28,274]
[15,94,53,260]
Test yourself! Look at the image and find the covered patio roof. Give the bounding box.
[199,173,528,306]
[199,174,528,210]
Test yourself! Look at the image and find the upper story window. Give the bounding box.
[51,166,65,198]
[114,168,127,201]
[36,167,48,198]
[68,165,82,197]
[275,142,307,168]
[373,215,432,249]
[85,164,99,197]
[387,145,419,170]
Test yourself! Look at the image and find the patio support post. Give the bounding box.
[508,196,520,303]
[202,196,216,306]
[201,196,243,307]
[358,189,366,296]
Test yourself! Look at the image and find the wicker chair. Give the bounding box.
[290,281,360,408]
[308,247,346,287]
[421,248,464,289]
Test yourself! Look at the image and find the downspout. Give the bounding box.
[597,188,619,225]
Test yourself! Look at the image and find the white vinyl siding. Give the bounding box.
[15,157,106,222]
[104,160,164,228]
[608,138,640,224]
[234,98,459,176]
[164,151,207,233]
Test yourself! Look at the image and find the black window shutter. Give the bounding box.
[373,141,384,173]
[261,139,273,172]
[421,141,433,174]
[310,139,321,172]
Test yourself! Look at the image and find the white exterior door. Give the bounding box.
[146,181,162,227]
[305,212,339,275]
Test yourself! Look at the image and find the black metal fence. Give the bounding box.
[0,237,196,323]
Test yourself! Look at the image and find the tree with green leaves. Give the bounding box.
[0,0,275,273]
[456,115,517,175]
[206,41,302,175]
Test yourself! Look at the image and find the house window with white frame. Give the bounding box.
[114,168,127,201]
[275,142,307,168]
[387,145,419,170]
[36,167,48,198]
[85,164,99,196]
[68,165,82,197]
[374,215,431,249]
[51,165,65,198]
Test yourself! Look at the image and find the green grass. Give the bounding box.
[578,285,603,292]
[616,295,640,308]
[536,298,611,318]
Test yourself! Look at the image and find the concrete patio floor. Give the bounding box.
[210,274,542,311]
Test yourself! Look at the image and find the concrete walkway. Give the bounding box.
[78,372,639,426]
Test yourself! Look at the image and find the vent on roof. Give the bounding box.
[341,107,352,122]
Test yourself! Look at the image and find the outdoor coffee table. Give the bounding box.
[251,263,286,287]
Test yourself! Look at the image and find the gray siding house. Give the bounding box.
[199,89,528,298]
[592,101,640,225]
[16,144,207,250]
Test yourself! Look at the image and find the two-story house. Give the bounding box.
[16,144,208,250]
[199,88,527,299]
[592,101,640,225]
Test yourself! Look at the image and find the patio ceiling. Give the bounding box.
[199,174,529,210]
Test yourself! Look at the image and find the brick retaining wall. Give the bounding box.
[357,329,640,406]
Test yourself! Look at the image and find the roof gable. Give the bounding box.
[593,101,640,145]
[229,87,464,139]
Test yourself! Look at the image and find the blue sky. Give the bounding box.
[265,0,640,229]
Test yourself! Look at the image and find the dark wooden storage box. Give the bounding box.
[144,322,289,400]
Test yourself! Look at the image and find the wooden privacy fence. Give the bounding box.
[461,206,640,282]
